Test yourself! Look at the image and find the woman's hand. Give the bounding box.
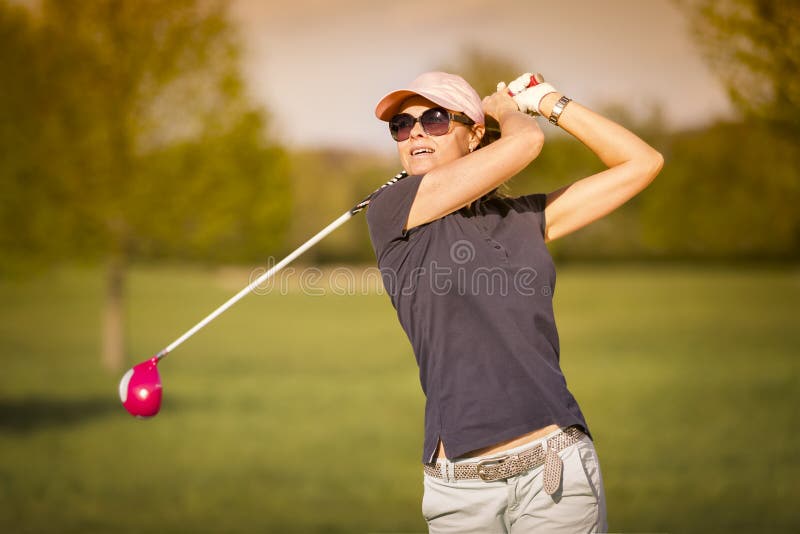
[482,86,543,143]
[481,87,520,125]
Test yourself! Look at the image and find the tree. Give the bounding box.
[285,150,399,265]
[0,0,291,371]
[641,122,799,258]
[0,3,76,271]
[439,45,525,98]
[676,0,800,257]
[684,0,800,137]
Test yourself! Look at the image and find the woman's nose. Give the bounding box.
[409,119,427,138]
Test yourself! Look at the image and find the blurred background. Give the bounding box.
[0,0,797,532]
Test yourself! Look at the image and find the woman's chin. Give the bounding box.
[406,159,437,176]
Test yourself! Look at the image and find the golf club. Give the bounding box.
[119,170,408,418]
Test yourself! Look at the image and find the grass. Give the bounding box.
[0,263,798,533]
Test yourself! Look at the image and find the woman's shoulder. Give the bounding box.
[368,173,423,207]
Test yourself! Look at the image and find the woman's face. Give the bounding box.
[394,96,480,176]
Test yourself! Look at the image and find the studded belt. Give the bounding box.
[423,426,585,494]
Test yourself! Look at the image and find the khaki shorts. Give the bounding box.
[422,429,607,533]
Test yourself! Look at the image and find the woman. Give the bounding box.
[366,71,663,533]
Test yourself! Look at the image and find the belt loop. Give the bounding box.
[439,460,447,481]
[447,460,456,483]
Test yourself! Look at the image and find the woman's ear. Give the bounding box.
[469,124,485,151]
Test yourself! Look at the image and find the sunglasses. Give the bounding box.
[389,107,475,142]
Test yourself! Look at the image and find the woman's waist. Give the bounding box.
[437,424,561,460]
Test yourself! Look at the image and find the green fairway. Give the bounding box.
[0,264,798,533]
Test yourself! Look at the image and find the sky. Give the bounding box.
[230,0,734,153]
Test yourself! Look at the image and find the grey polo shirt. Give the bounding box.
[366,174,589,463]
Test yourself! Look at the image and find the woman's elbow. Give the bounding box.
[648,149,664,180]
[524,126,545,160]
[533,128,546,154]
[638,148,664,186]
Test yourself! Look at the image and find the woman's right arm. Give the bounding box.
[404,91,544,230]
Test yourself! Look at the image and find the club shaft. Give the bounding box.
[153,170,407,361]
[158,210,354,359]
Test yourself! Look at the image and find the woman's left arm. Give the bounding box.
[537,93,664,243]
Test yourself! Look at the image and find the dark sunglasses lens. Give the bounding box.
[389,114,415,141]
[421,108,451,136]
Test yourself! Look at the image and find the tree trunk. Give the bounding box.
[102,255,126,372]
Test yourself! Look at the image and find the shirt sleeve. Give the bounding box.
[514,193,548,237]
[365,174,424,262]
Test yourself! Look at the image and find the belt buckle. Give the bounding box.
[475,455,509,481]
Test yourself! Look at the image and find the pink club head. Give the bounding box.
[119,357,163,418]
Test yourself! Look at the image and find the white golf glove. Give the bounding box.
[499,72,558,116]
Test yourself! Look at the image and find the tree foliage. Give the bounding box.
[676,0,800,257]
[642,121,799,257]
[286,150,399,264]
[439,45,525,98]
[0,0,291,271]
[0,0,291,369]
[685,0,800,138]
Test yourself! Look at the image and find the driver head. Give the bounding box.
[119,357,162,418]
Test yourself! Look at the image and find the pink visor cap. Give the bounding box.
[375,72,485,125]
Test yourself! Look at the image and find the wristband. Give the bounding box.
[548,96,571,126]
